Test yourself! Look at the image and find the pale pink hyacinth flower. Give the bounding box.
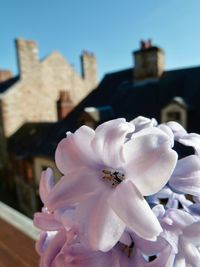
[130,116,158,132]
[164,122,200,197]
[37,228,133,267]
[34,168,76,232]
[46,118,177,252]
[35,170,133,267]
[130,205,200,267]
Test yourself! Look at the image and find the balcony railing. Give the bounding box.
[0,201,39,266]
[0,201,39,240]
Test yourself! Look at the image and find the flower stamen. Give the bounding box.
[102,169,126,187]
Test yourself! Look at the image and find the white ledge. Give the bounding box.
[0,201,39,240]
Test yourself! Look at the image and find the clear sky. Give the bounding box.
[1,0,200,81]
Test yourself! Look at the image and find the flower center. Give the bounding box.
[102,169,126,187]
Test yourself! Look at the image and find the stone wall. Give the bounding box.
[0,100,8,168]
[81,51,97,91]
[133,40,165,82]
[15,39,39,80]
[1,39,98,137]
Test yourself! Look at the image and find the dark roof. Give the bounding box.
[8,65,200,158]
[0,76,19,94]
[8,122,54,158]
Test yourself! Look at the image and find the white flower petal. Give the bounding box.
[171,155,200,177]
[132,233,168,255]
[119,231,132,246]
[124,130,177,195]
[174,253,186,267]
[169,155,200,196]
[170,175,200,196]
[55,134,83,175]
[34,212,62,231]
[46,168,104,210]
[39,168,55,204]
[179,237,200,267]
[73,125,101,168]
[35,231,48,256]
[165,121,187,140]
[91,118,134,168]
[55,126,99,175]
[158,124,174,147]
[130,116,157,132]
[179,133,200,155]
[40,230,66,267]
[188,203,200,216]
[109,181,162,241]
[56,244,115,267]
[75,191,126,252]
[182,222,200,246]
[164,209,195,231]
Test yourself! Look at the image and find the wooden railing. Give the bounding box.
[0,201,39,240]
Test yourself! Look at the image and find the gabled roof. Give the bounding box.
[8,65,200,158]
[0,75,19,94]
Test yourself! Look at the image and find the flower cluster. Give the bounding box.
[34,117,200,267]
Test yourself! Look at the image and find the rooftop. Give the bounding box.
[8,64,200,159]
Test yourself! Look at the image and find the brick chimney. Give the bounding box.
[133,39,165,82]
[81,50,97,90]
[57,90,73,120]
[15,38,39,79]
[0,70,12,83]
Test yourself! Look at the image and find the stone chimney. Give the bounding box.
[15,38,39,79]
[133,39,165,82]
[57,90,73,120]
[0,70,12,83]
[81,50,97,90]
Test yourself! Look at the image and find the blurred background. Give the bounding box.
[1,1,200,265]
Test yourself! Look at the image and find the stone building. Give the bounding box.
[0,39,97,137]
[0,38,97,215]
[0,38,97,163]
[7,39,200,216]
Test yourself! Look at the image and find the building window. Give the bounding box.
[166,111,181,122]
[161,98,187,129]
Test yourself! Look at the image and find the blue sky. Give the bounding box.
[1,0,200,80]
